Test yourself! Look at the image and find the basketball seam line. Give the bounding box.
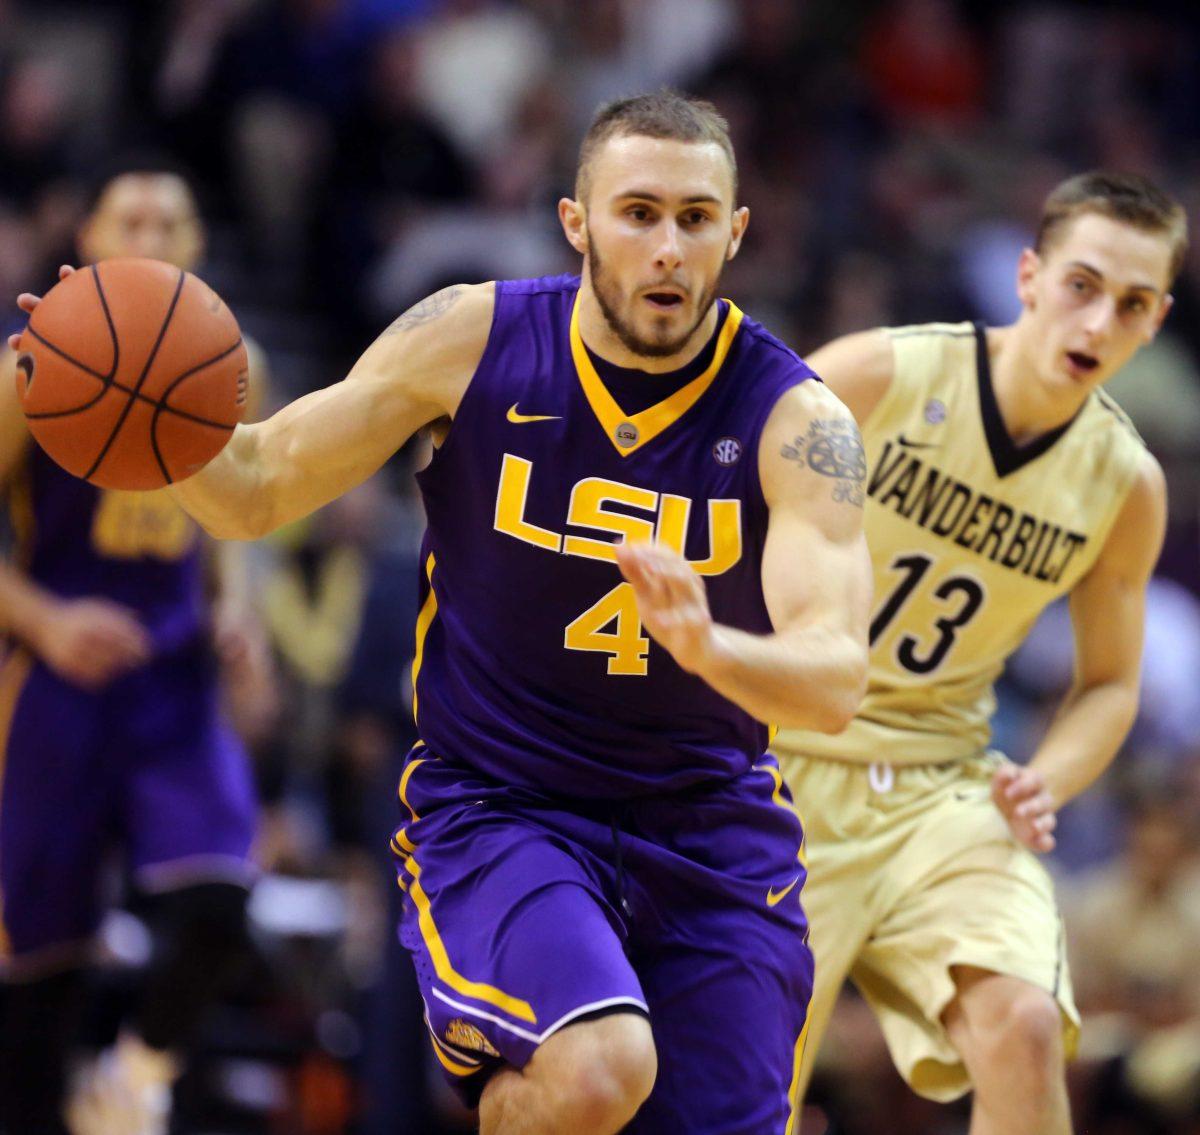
[84,266,186,483]
[22,359,239,430]
[149,338,245,483]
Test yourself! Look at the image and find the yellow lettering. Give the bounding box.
[563,583,648,675]
[563,478,657,562]
[656,495,742,576]
[493,454,562,552]
[90,490,196,561]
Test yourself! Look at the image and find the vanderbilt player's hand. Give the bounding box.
[616,541,715,675]
[992,763,1057,853]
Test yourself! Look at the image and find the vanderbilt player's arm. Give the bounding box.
[803,327,894,428]
[618,382,872,731]
[168,284,495,539]
[1023,453,1167,811]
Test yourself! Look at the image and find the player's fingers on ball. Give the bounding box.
[58,264,76,279]
[6,332,21,351]
[16,292,40,313]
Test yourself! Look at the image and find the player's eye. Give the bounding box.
[1123,296,1148,315]
[626,207,651,222]
[683,211,709,226]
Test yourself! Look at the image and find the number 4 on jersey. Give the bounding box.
[564,583,649,675]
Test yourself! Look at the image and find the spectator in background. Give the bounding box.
[1065,778,1200,1133]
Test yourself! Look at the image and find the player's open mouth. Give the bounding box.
[644,292,684,310]
[1065,350,1099,375]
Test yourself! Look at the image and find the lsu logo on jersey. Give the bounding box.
[493,453,742,576]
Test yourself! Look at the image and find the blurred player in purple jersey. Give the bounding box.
[0,161,268,1135]
[16,94,872,1134]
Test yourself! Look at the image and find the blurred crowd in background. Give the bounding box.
[3,0,1200,1132]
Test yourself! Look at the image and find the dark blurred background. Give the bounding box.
[3,1,1200,1132]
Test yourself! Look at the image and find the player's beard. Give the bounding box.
[588,243,723,359]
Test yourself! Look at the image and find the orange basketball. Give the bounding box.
[15,257,248,489]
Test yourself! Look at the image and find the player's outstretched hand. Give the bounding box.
[33,596,152,689]
[615,541,714,674]
[8,264,75,351]
[991,763,1057,854]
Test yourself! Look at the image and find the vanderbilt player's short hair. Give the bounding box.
[1036,171,1188,286]
[575,89,737,203]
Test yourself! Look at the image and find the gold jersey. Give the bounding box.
[775,321,1146,766]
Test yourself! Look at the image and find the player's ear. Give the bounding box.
[1148,293,1174,341]
[1016,247,1041,309]
[727,206,749,260]
[559,198,588,256]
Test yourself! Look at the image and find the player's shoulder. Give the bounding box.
[496,273,580,299]
[1089,385,1150,451]
[884,320,977,343]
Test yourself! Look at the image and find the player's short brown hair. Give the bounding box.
[575,90,737,203]
[1036,171,1189,286]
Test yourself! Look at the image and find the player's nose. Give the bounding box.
[1082,296,1118,340]
[652,221,684,270]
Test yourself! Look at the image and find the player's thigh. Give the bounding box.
[628,932,811,1135]
[0,653,108,962]
[396,752,647,1100]
[853,833,1077,1103]
[118,655,256,887]
[625,759,814,1135]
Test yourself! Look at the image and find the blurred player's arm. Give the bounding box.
[992,452,1167,852]
[168,284,495,539]
[803,327,894,427]
[0,351,150,685]
[617,381,872,731]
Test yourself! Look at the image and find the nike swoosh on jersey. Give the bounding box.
[507,404,562,424]
[898,433,939,449]
[766,875,801,907]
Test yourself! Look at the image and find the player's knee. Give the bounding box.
[1002,988,1063,1072]
[541,1013,657,1128]
[960,985,1062,1081]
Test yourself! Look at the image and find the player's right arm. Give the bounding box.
[169,284,496,539]
[803,327,894,428]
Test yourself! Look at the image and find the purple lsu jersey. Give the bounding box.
[11,443,206,653]
[413,275,816,798]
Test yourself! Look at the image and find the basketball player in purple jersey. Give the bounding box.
[18,94,872,1133]
[0,163,265,1135]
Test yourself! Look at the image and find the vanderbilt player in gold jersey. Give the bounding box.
[775,171,1185,1134]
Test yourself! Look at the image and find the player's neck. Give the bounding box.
[576,280,720,374]
[989,322,1090,446]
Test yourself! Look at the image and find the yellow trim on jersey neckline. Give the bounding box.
[569,293,744,456]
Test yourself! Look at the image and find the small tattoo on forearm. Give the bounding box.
[384,285,464,335]
[781,419,867,507]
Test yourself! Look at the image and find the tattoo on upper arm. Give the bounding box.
[781,419,867,507]
[383,286,465,335]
